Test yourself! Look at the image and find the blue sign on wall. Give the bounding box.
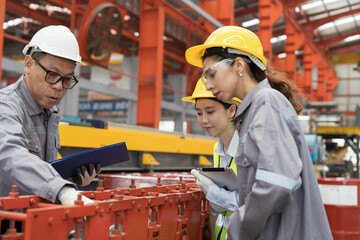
[79,100,129,112]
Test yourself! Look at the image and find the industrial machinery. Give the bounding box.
[76,1,124,67]
[318,126,360,178]
[0,178,210,240]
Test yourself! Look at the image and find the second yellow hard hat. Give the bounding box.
[182,78,241,105]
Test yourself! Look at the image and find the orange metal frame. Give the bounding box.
[0,0,6,87]
[0,180,210,239]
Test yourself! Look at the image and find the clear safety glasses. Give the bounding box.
[201,57,253,86]
[33,58,78,89]
[201,58,236,86]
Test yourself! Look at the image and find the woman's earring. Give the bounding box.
[238,72,243,77]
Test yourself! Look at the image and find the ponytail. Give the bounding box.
[266,68,303,115]
[247,61,303,115]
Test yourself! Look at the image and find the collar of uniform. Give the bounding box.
[233,78,271,120]
[215,131,239,158]
[15,75,58,116]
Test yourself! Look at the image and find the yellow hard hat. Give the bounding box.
[185,26,267,70]
[182,78,241,106]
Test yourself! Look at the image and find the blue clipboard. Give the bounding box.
[51,142,130,179]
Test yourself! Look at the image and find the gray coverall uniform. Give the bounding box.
[0,76,74,202]
[227,79,332,240]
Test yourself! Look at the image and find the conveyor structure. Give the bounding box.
[0,178,210,240]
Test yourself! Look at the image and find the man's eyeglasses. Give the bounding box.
[33,58,78,89]
[201,58,236,86]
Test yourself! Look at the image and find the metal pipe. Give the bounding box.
[0,211,27,221]
[0,0,6,88]
[181,0,223,28]
[4,33,29,44]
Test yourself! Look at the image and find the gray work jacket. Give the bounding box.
[227,79,332,240]
[0,76,73,202]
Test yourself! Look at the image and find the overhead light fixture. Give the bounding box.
[278,53,287,59]
[344,34,360,43]
[335,16,354,26]
[318,22,334,31]
[270,35,287,44]
[29,3,40,10]
[319,15,358,31]
[323,0,341,4]
[301,1,323,11]
[301,0,341,11]
[3,18,24,29]
[124,15,130,21]
[242,18,259,28]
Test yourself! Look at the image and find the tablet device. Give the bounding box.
[197,167,238,191]
[51,142,130,179]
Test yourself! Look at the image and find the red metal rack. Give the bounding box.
[0,179,210,240]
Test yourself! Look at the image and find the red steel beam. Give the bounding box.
[283,0,309,8]
[6,1,65,26]
[316,60,326,101]
[330,43,360,54]
[235,6,258,18]
[217,0,235,25]
[44,0,72,9]
[4,33,29,44]
[160,0,209,35]
[302,9,360,31]
[306,2,360,18]
[321,30,360,47]
[258,0,282,63]
[325,66,338,101]
[0,0,5,87]
[285,20,304,80]
[137,0,165,128]
[200,0,234,25]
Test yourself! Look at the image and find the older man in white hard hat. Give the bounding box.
[0,25,100,210]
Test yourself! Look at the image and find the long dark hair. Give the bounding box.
[202,48,303,115]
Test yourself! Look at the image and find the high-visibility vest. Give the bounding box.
[213,142,238,240]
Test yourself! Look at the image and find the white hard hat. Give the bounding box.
[23,25,82,63]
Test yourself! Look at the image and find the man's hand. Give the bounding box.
[71,163,101,187]
[57,187,94,206]
[191,169,214,195]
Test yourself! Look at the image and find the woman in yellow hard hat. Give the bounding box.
[185,26,332,240]
[182,79,240,240]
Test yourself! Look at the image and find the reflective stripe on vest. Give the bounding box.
[214,213,229,240]
[213,142,238,240]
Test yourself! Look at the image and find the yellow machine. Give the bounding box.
[59,121,215,172]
